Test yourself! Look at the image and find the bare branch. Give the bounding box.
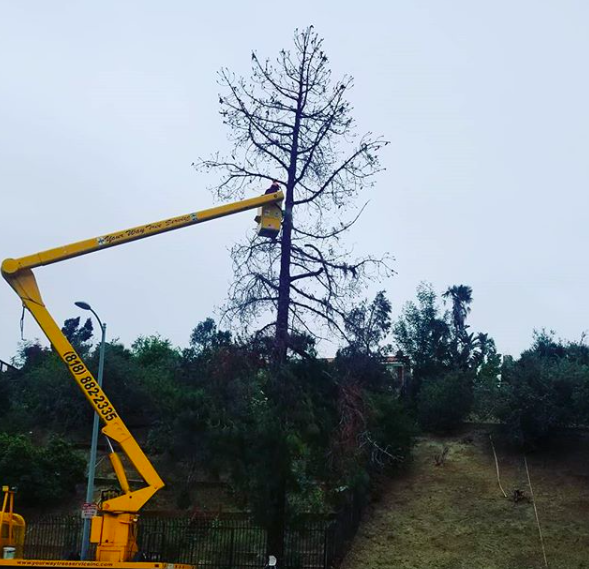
[196,27,391,349]
[290,268,323,283]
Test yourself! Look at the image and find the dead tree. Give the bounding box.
[194,26,390,564]
[195,26,390,364]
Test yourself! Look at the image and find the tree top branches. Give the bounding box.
[195,26,392,359]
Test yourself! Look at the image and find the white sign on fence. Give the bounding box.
[81,502,98,519]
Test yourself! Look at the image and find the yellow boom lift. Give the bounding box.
[0,190,284,569]
[0,488,25,560]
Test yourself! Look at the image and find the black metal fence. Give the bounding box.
[24,496,364,569]
[24,516,83,561]
[323,491,365,567]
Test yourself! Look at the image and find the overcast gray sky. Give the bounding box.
[1,1,588,362]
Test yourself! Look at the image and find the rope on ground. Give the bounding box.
[524,455,549,568]
[489,435,507,498]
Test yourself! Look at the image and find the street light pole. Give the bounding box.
[75,301,106,561]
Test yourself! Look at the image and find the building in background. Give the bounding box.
[0,359,16,373]
[382,353,410,392]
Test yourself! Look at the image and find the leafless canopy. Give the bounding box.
[195,26,391,356]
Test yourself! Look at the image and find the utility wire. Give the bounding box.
[489,435,507,498]
[524,455,548,568]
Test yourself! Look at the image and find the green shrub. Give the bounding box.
[417,371,473,433]
[496,353,589,446]
[365,392,416,470]
[0,433,85,506]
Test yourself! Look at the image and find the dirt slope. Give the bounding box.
[341,428,589,569]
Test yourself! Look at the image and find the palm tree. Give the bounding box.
[442,285,473,337]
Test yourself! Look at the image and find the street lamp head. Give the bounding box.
[74,301,105,330]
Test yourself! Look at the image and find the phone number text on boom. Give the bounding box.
[64,351,118,421]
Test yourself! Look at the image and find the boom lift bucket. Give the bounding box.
[255,202,282,238]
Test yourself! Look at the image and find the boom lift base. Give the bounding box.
[0,561,193,569]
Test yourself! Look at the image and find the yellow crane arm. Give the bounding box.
[2,191,283,274]
[1,191,283,515]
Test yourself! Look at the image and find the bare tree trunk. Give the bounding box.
[266,460,287,565]
[274,81,302,365]
[267,99,302,564]
[268,192,292,563]
[274,189,293,365]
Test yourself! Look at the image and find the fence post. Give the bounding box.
[323,524,329,569]
[229,527,235,569]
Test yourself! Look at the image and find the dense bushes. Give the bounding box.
[394,283,499,433]
[417,371,474,433]
[1,343,92,433]
[5,288,589,522]
[0,318,414,518]
[158,338,415,520]
[403,322,589,446]
[0,434,85,506]
[495,332,589,446]
[364,393,416,470]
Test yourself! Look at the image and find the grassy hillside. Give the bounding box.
[341,428,589,569]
